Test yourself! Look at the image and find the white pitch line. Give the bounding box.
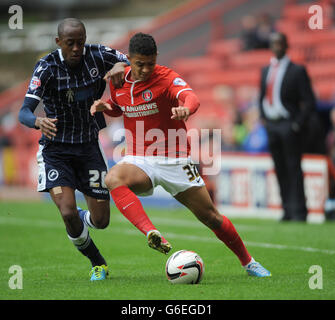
[1,216,334,255]
[116,229,335,255]
[114,214,259,231]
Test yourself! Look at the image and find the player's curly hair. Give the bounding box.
[128,32,157,56]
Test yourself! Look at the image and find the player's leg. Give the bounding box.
[105,161,171,254]
[37,142,108,280]
[79,195,110,229]
[174,186,271,277]
[266,122,291,220]
[50,186,108,271]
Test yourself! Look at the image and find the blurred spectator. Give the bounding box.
[241,105,268,153]
[259,32,315,222]
[220,120,240,151]
[240,13,276,51]
[255,13,276,49]
[241,15,259,51]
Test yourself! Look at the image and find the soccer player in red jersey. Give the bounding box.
[90,32,271,277]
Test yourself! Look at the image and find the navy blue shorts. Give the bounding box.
[36,139,110,200]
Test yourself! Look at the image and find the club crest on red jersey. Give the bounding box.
[142,89,153,102]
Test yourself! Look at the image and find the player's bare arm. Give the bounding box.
[34,117,58,139]
[90,99,112,116]
[104,62,128,88]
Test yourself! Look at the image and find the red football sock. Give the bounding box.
[110,185,166,241]
[212,215,252,266]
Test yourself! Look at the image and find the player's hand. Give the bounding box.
[171,106,190,121]
[35,117,57,139]
[104,62,127,88]
[90,99,112,116]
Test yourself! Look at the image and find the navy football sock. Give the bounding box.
[67,222,106,267]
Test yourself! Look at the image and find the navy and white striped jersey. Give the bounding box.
[26,44,128,144]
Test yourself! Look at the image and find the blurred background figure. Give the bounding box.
[240,15,259,51]
[241,104,268,153]
[254,13,276,49]
[240,13,276,51]
[259,32,315,222]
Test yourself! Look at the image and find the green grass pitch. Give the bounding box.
[0,201,334,300]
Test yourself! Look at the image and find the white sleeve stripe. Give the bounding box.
[176,88,192,99]
[25,94,41,101]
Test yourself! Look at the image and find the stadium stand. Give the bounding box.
[1,0,335,189]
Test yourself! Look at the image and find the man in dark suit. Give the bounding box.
[259,32,316,222]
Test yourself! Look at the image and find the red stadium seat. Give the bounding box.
[276,19,303,34]
[228,50,272,69]
[312,44,335,62]
[282,4,312,21]
[207,38,242,60]
[287,31,321,48]
[307,62,335,81]
[171,56,223,79]
[313,79,335,101]
[189,70,260,89]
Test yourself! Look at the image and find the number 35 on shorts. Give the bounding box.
[183,163,200,182]
[89,170,107,188]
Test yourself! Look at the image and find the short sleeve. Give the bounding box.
[166,70,192,100]
[100,45,129,70]
[26,60,52,101]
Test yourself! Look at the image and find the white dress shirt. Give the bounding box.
[262,55,291,120]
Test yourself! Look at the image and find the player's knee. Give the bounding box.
[93,215,110,229]
[59,207,79,226]
[105,168,126,190]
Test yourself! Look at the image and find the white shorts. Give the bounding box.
[118,155,205,196]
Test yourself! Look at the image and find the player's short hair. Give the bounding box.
[128,32,157,56]
[57,18,86,38]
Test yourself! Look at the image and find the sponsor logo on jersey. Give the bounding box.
[29,76,41,91]
[173,77,187,86]
[119,102,159,118]
[142,89,153,102]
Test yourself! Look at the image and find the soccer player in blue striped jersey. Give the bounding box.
[18,18,128,281]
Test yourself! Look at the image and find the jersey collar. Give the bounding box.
[125,67,141,84]
[57,47,87,62]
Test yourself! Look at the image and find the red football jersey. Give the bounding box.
[108,65,194,157]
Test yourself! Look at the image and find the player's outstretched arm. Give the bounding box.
[171,90,200,121]
[19,96,58,139]
[90,99,112,115]
[104,62,128,88]
[171,106,191,121]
